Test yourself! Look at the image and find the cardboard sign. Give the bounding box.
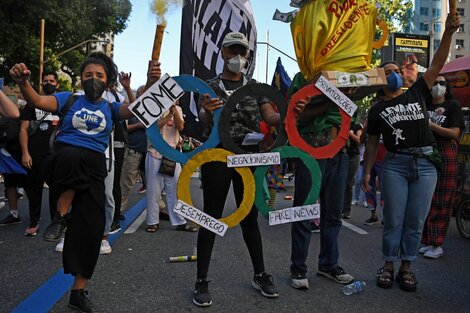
[227,152,281,168]
[315,75,357,117]
[268,204,320,226]
[174,200,228,236]
[128,73,184,128]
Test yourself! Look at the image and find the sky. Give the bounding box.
[113,1,301,89]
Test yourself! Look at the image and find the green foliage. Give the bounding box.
[355,0,414,114]
[0,0,131,87]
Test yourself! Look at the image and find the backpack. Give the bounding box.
[0,116,21,148]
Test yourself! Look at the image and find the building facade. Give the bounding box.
[412,0,469,59]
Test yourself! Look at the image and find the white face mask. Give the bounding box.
[431,84,446,99]
[226,55,247,74]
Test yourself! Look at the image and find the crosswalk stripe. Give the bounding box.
[124,209,147,234]
[342,220,369,235]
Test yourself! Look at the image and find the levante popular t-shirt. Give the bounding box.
[367,77,435,152]
[54,92,121,153]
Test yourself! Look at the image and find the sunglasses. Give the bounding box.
[434,81,446,86]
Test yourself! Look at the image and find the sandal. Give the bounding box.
[376,267,394,289]
[146,224,159,233]
[176,223,198,232]
[396,271,418,292]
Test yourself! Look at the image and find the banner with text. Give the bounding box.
[269,204,321,226]
[179,0,257,139]
[128,74,184,128]
[174,200,228,236]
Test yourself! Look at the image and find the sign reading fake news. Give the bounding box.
[226,152,281,168]
[315,75,357,117]
[174,200,228,237]
[128,73,184,128]
[269,204,320,226]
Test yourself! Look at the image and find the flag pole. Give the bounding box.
[39,19,45,94]
[265,28,269,83]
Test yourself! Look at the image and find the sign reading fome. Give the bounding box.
[174,200,228,236]
[129,74,184,128]
[315,75,357,117]
[269,204,321,226]
[226,152,281,168]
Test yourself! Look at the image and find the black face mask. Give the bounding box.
[83,78,106,102]
[42,83,57,95]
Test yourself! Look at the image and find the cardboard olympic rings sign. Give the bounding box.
[285,83,351,159]
[146,74,221,164]
[218,83,288,154]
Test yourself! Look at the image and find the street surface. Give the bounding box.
[1,177,469,313]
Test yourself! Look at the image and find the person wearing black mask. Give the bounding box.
[9,52,151,312]
[20,70,61,236]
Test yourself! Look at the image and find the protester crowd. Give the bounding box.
[0,12,463,313]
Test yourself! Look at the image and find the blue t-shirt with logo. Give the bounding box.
[54,92,122,153]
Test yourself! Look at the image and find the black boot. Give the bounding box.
[68,289,93,313]
[43,213,68,241]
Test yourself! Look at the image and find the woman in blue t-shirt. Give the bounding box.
[10,52,156,312]
[361,14,460,292]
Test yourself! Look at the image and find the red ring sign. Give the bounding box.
[285,84,351,159]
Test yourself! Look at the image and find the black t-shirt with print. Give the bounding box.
[20,104,58,155]
[427,99,464,141]
[367,77,435,151]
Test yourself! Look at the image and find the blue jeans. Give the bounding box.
[381,150,437,262]
[291,152,348,274]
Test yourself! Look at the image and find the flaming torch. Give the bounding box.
[151,23,166,61]
[449,0,456,15]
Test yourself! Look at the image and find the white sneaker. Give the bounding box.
[418,245,433,254]
[55,238,64,253]
[351,200,358,206]
[424,246,443,259]
[363,201,368,207]
[0,201,5,210]
[100,239,112,255]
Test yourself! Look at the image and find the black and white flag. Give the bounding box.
[179,0,257,139]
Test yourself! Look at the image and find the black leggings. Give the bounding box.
[197,161,265,279]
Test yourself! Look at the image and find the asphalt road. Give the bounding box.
[1,178,470,313]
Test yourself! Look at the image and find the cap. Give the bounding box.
[222,32,249,49]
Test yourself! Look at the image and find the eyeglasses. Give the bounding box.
[434,81,446,86]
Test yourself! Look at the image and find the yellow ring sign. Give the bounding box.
[177,148,255,228]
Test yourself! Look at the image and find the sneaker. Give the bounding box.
[17,188,24,200]
[364,217,379,225]
[68,289,93,313]
[363,200,368,207]
[252,272,279,298]
[24,224,40,236]
[424,246,444,259]
[351,199,358,206]
[43,214,67,241]
[108,221,121,235]
[55,238,64,253]
[342,213,351,219]
[100,239,112,255]
[418,245,433,254]
[317,266,354,284]
[291,272,309,290]
[138,186,146,194]
[310,223,320,233]
[0,214,21,226]
[0,201,5,210]
[193,279,212,307]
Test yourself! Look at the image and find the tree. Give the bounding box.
[0,0,132,88]
[354,0,414,120]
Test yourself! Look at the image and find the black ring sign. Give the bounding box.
[218,83,288,154]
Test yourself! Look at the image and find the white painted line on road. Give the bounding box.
[125,209,147,234]
[342,220,369,235]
